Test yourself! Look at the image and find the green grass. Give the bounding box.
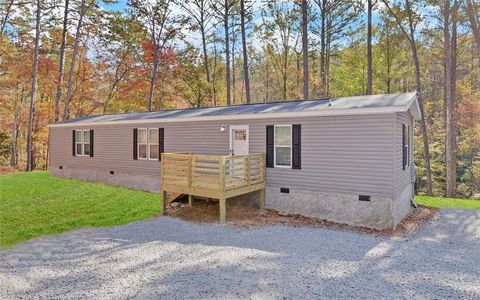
[0,171,160,247]
[416,195,480,210]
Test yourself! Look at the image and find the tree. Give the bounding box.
[53,0,69,122]
[26,0,41,171]
[213,0,236,106]
[465,0,480,65]
[259,0,300,100]
[240,0,251,103]
[177,0,214,86]
[301,0,309,100]
[382,0,434,195]
[129,0,177,111]
[366,0,373,95]
[0,0,15,37]
[444,0,458,197]
[313,0,361,96]
[64,0,94,119]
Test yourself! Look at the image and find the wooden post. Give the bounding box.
[243,156,249,186]
[219,156,226,222]
[188,194,193,207]
[160,190,167,215]
[219,197,226,223]
[259,188,265,209]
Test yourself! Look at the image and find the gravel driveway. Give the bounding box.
[1,208,479,299]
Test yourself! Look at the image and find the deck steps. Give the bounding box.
[167,193,184,203]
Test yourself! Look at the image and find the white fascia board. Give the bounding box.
[48,106,410,128]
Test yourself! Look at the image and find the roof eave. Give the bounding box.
[47,106,411,128]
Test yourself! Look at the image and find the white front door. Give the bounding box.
[230,125,249,156]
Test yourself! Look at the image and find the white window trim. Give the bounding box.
[137,128,148,160]
[274,124,292,168]
[137,128,159,161]
[75,129,90,157]
[148,128,159,160]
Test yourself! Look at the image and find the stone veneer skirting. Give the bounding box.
[51,167,412,230]
[265,187,398,229]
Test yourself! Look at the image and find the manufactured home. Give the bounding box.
[48,92,419,229]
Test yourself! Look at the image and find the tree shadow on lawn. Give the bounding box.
[0,209,479,299]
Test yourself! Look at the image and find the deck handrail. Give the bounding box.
[160,152,266,222]
[161,152,265,195]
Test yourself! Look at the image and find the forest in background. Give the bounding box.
[0,0,479,198]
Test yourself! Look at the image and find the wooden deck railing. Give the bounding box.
[160,152,266,222]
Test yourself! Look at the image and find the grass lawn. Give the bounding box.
[0,171,160,247]
[416,195,480,210]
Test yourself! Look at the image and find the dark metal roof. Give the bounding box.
[55,92,416,125]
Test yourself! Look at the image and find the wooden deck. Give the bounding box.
[160,152,266,222]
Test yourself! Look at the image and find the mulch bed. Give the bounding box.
[167,198,438,237]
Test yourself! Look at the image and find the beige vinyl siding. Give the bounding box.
[393,112,414,197]
[49,113,395,197]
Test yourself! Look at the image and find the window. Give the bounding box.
[83,130,90,156]
[403,124,410,170]
[149,128,159,160]
[138,128,147,159]
[75,130,90,156]
[274,125,292,167]
[137,128,159,160]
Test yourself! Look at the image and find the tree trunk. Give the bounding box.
[445,0,458,197]
[302,0,309,100]
[26,0,41,172]
[366,0,373,95]
[148,39,159,111]
[54,0,69,122]
[232,23,236,104]
[406,0,433,195]
[199,2,211,84]
[212,41,218,106]
[283,47,288,100]
[319,0,326,96]
[224,0,231,106]
[64,0,86,120]
[240,0,251,104]
[465,0,480,67]
[10,88,24,167]
[0,0,14,37]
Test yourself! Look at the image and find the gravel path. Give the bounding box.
[1,208,479,299]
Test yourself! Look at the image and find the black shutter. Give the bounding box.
[402,124,407,170]
[89,130,94,157]
[159,128,164,161]
[72,130,76,156]
[266,125,274,168]
[292,124,301,169]
[133,128,138,160]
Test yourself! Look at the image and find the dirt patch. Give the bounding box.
[167,198,438,236]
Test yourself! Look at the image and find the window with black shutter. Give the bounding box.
[159,128,164,161]
[133,128,138,160]
[402,124,409,170]
[72,130,76,156]
[73,129,92,157]
[134,127,164,161]
[266,124,301,169]
[266,125,274,167]
[89,130,94,157]
[292,124,301,169]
